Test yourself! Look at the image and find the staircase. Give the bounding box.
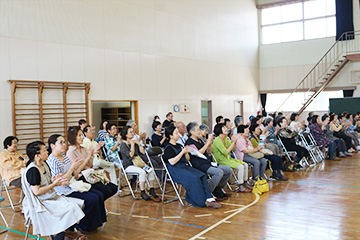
[276,31,360,114]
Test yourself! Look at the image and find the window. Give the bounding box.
[261,0,336,44]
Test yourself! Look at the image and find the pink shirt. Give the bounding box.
[234,136,252,161]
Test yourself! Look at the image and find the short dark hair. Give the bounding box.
[338,114,345,120]
[120,125,132,140]
[165,124,176,140]
[48,134,62,154]
[152,121,161,131]
[329,114,335,122]
[237,124,248,134]
[26,141,45,166]
[263,118,273,126]
[166,112,173,117]
[99,120,107,130]
[310,115,319,125]
[67,126,81,145]
[224,118,230,125]
[83,125,91,133]
[3,136,18,149]
[321,114,328,122]
[215,116,224,124]
[290,113,298,122]
[213,123,225,136]
[106,123,117,132]
[78,119,87,125]
[186,122,198,137]
[249,124,258,134]
[277,117,286,127]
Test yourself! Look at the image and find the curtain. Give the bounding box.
[343,90,354,98]
[260,93,267,116]
[336,0,354,40]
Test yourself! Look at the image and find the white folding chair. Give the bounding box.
[159,155,186,206]
[298,132,321,164]
[0,178,23,212]
[211,153,239,192]
[144,147,165,192]
[277,137,297,163]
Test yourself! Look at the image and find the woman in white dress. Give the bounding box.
[22,141,85,239]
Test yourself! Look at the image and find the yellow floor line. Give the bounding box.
[190,193,260,240]
[220,202,245,207]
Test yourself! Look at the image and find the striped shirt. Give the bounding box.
[98,130,107,142]
[46,154,74,196]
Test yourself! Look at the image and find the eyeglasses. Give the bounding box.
[57,141,67,145]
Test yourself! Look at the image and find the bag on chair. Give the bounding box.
[252,177,269,195]
[247,146,265,159]
[132,156,147,168]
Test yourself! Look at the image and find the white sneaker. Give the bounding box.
[143,165,153,173]
[357,146,360,150]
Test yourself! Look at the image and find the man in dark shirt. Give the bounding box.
[185,122,232,200]
[162,112,174,129]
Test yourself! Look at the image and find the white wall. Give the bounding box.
[0,0,260,139]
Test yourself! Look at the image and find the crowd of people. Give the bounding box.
[0,110,359,239]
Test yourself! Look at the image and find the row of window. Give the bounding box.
[261,0,336,45]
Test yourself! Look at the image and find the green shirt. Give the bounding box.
[212,137,244,169]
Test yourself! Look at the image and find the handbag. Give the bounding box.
[252,177,269,195]
[261,148,273,155]
[247,146,265,159]
[82,169,110,185]
[132,156,147,168]
[69,177,91,192]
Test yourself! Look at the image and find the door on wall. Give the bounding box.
[201,100,212,133]
[234,100,244,119]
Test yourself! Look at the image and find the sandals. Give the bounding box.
[236,185,252,193]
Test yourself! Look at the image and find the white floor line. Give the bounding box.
[131,215,149,218]
[220,202,245,207]
[195,214,212,218]
[189,193,260,240]
[108,211,121,216]
[223,209,239,214]
[162,216,182,219]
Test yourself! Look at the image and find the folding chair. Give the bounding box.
[144,147,165,191]
[298,132,322,164]
[307,132,326,161]
[100,147,123,193]
[277,137,297,163]
[0,197,8,234]
[211,153,238,192]
[159,155,186,206]
[0,178,23,212]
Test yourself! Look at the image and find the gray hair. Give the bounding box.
[199,124,209,131]
[186,122,199,136]
[126,120,135,127]
[234,115,242,126]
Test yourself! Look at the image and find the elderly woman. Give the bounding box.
[66,126,118,201]
[47,134,106,233]
[322,115,349,157]
[277,117,309,168]
[22,141,85,239]
[212,123,252,192]
[163,124,221,208]
[329,114,356,152]
[199,124,210,143]
[120,126,161,202]
[0,136,26,189]
[185,122,232,201]
[248,125,288,181]
[127,120,146,146]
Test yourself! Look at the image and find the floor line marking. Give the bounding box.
[131,215,149,218]
[0,226,46,239]
[288,181,360,188]
[220,202,245,207]
[149,217,207,229]
[108,211,121,215]
[189,193,260,240]
[224,209,239,214]
[162,216,182,219]
[195,214,212,218]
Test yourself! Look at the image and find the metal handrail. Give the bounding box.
[276,31,359,112]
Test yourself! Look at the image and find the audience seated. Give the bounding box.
[127,120,147,146]
[47,134,106,233]
[66,126,117,201]
[22,141,85,239]
[163,124,221,208]
[151,121,168,148]
[162,112,174,129]
[277,117,309,168]
[78,119,87,132]
[248,125,288,181]
[212,124,252,193]
[289,113,305,132]
[308,115,339,160]
[176,122,188,147]
[104,123,123,169]
[119,126,161,202]
[82,125,117,184]
[224,118,234,137]
[339,114,360,150]
[185,122,232,201]
[199,124,210,143]
[215,115,224,124]
[232,115,243,135]
[0,136,25,189]
[98,120,108,142]
[329,114,357,152]
[263,118,281,154]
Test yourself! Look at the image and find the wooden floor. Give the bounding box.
[1,153,360,240]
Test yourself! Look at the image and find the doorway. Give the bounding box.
[234,100,244,119]
[201,100,212,133]
[91,100,138,133]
